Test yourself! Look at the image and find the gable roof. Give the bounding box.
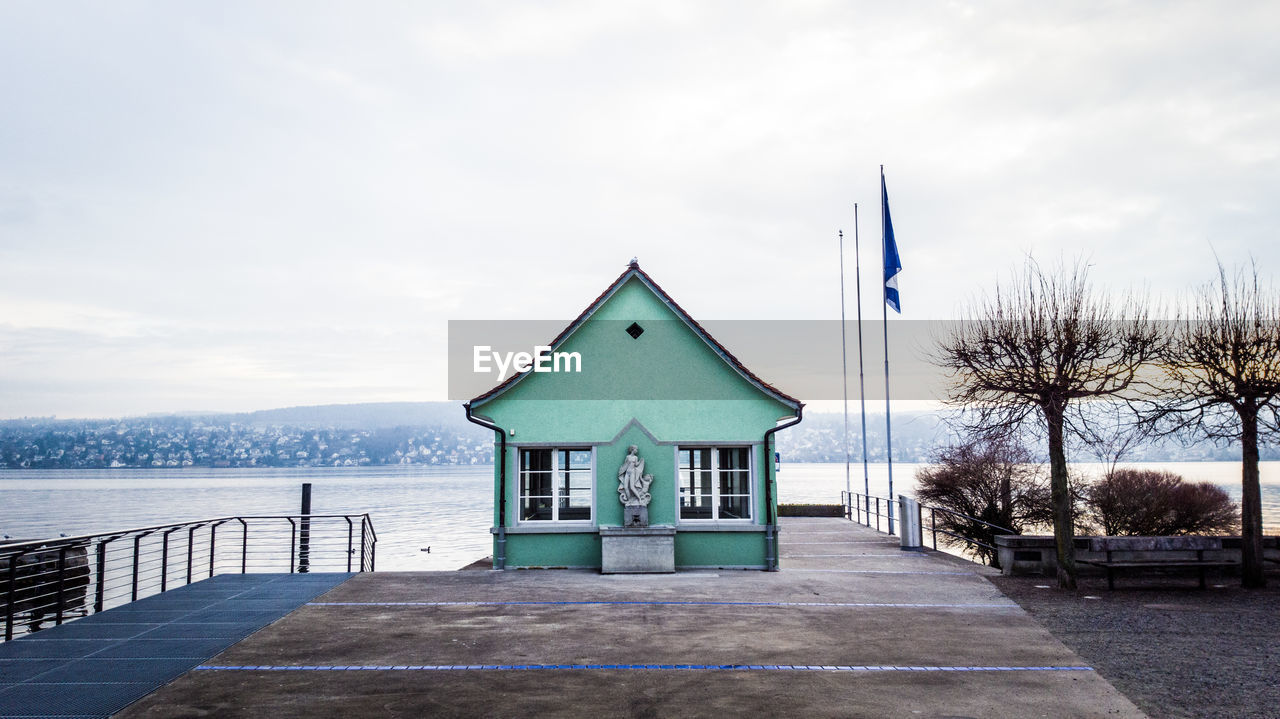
[467,260,802,411]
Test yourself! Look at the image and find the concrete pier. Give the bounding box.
[7,518,1146,718]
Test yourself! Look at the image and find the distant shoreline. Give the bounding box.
[4,458,1280,470]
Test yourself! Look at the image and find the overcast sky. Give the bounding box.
[2,1,1278,419]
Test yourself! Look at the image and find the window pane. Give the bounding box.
[560,468,592,521]
[561,469,591,493]
[521,496,553,521]
[680,448,711,471]
[519,449,553,521]
[719,447,749,471]
[720,469,750,496]
[522,448,552,472]
[567,449,591,468]
[680,466,714,519]
[681,495,712,519]
[719,494,750,520]
[522,469,552,497]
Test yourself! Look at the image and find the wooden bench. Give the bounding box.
[1078,536,1237,589]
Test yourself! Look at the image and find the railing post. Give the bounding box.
[359,519,367,572]
[94,540,109,613]
[160,531,170,593]
[875,497,881,532]
[209,522,223,579]
[288,518,297,574]
[55,546,68,626]
[931,507,938,550]
[161,528,180,593]
[186,526,198,585]
[298,483,312,574]
[4,549,27,642]
[345,517,354,573]
[237,519,248,573]
[131,534,143,602]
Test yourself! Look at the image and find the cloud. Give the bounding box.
[2,1,1279,416]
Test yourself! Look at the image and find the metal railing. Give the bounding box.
[921,504,1016,558]
[1,514,376,642]
[841,491,1016,562]
[842,491,899,535]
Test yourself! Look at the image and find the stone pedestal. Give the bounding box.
[599,526,676,574]
[623,505,648,528]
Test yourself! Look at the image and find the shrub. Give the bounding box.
[914,439,1052,567]
[778,504,844,517]
[1084,468,1239,536]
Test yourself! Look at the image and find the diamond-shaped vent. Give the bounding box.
[626,322,644,339]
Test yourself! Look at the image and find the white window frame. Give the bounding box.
[674,444,755,523]
[515,446,596,525]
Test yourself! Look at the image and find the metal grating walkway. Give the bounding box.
[0,572,352,719]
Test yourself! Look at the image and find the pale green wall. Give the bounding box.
[505,532,601,568]
[476,274,798,569]
[675,532,769,569]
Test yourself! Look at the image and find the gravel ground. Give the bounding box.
[989,568,1280,719]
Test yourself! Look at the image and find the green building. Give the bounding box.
[464,261,803,571]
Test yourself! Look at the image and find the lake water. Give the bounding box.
[2,462,1277,571]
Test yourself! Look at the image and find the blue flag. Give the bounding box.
[881,171,902,313]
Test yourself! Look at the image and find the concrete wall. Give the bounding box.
[995,534,1280,576]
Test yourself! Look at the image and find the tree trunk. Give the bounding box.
[1240,408,1266,588]
[999,471,1013,528]
[1045,402,1076,590]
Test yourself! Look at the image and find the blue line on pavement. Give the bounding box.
[785,569,974,575]
[196,664,1092,673]
[307,600,1018,609]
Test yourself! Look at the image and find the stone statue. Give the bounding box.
[617,445,653,506]
[617,446,653,527]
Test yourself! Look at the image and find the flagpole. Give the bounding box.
[881,165,895,535]
[853,204,870,503]
[839,230,851,499]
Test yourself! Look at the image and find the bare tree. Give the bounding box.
[914,436,1052,567]
[1147,262,1280,588]
[936,260,1160,589]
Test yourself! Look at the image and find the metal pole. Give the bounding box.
[839,229,851,498]
[299,483,312,574]
[131,535,143,602]
[346,517,354,573]
[237,519,248,574]
[161,527,183,592]
[360,519,367,571]
[55,546,68,625]
[186,527,196,585]
[881,165,895,535]
[94,541,108,613]
[160,531,170,593]
[208,523,219,578]
[4,550,24,641]
[854,203,871,500]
